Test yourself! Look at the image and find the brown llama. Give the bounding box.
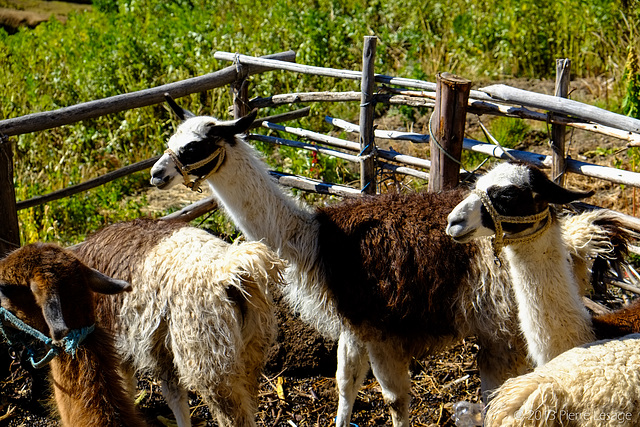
[0,242,148,427]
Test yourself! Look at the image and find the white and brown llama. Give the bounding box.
[446,161,597,366]
[149,110,624,427]
[0,243,148,427]
[73,218,283,427]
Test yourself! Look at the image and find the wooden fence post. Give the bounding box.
[0,136,20,256]
[232,56,250,119]
[359,36,377,195]
[551,58,571,185]
[429,72,471,192]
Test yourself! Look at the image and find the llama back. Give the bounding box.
[486,334,640,427]
[75,219,281,390]
[314,189,477,342]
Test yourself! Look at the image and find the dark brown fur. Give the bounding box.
[315,189,477,341]
[0,243,147,427]
[592,300,640,340]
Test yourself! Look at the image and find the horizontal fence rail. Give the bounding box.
[0,51,296,137]
[5,48,640,247]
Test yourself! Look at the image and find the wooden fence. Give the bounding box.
[3,39,640,258]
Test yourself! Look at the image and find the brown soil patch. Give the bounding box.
[0,0,90,33]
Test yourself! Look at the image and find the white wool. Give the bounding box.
[110,226,283,427]
[504,220,595,366]
[486,334,640,427]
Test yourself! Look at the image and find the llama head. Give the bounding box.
[149,110,257,191]
[446,162,594,245]
[0,243,131,342]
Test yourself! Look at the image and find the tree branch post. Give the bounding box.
[232,57,250,119]
[0,136,20,255]
[359,36,377,195]
[551,58,571,185]
[429,72,471,192]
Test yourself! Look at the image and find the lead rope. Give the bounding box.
[472,189,552,260]
[0,307,95,369]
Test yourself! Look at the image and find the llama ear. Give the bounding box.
[529,166,594,204]
[164,93,195,120]
[86,268,132,295]
[205,109,258,139]
[39,288,69,341]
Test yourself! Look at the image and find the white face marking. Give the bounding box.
[446,163,531,242]
[149,116,220,189]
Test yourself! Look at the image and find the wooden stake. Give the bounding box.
[0,136,20,255]
[359,36,377,195]
[429,73,471,192]
[551,58,571,185]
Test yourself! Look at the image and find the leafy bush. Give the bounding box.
[1,0,638,244]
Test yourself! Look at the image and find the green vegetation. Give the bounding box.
[1,0,639,244]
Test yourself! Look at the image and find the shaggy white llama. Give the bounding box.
[149,111,623,427]
[446,162,596,366]
[73,219,283,427]
[0,243,149,427]
[484,333,640,427]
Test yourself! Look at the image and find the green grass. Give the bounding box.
[1,0,639,244]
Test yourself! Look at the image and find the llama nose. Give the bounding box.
[150,175,169,187]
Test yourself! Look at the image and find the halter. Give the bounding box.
[0,306,95,369]
[165,146,226,192]
[473,188,552,257]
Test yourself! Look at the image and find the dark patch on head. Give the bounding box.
[483,183,548,234]
[528,165,594,204]
[176,135,227,178]
[315,189,477,341]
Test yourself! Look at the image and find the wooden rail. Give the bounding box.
[3,43,640,250]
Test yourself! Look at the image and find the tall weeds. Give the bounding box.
[0,0,638,243]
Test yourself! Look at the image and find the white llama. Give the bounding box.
[74,219,283,427]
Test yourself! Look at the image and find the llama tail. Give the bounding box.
[560,209,634,294]
[221,239,284,346]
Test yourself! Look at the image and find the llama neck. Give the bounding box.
[49,327,146,427]
[206,139,317,260]
[503,222,594,367]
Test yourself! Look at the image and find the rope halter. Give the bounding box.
[473,188,552,258]
[165,146,226,192]
[0,306,95,369]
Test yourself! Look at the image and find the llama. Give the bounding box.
[73,218,283,427]
[0,243,149,427]
[149,111,625,427]
[484,334,640,427]
[484,299,640,427]
[446,162,598,366]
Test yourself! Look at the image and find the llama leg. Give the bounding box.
[200,384,256,427]
[335,330,370,427]
[160,372,192,427]
[118,361,138,400]
[477,338,530,403]
[367,341,411,427]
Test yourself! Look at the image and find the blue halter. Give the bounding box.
[0,306,95,369]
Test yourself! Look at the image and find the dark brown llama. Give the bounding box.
[0,243,148,427]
